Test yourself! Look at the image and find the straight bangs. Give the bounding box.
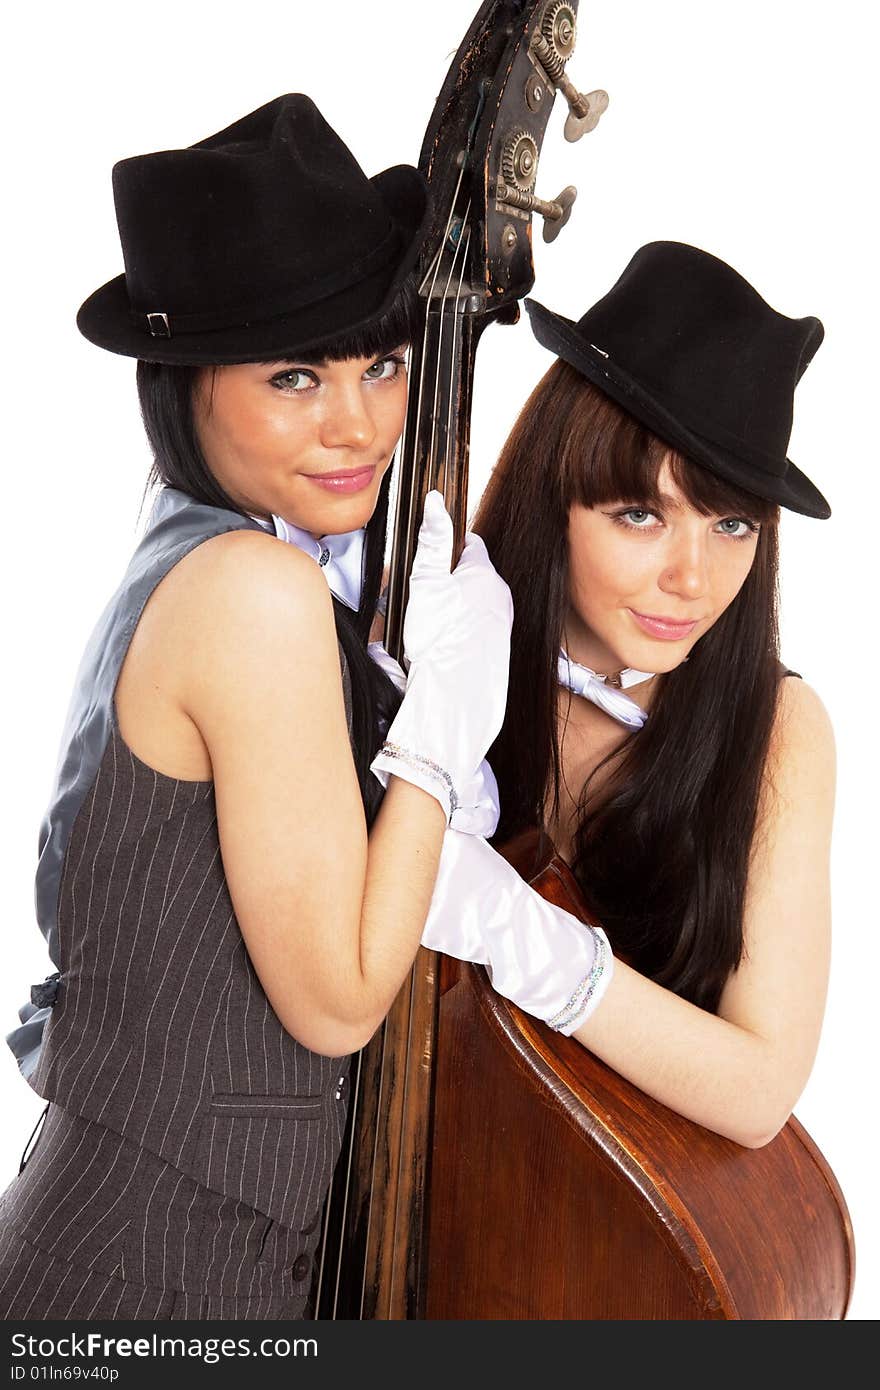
[558,366,778,527]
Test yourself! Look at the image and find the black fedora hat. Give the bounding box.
[526,241,829,518]
[77,94,429,365]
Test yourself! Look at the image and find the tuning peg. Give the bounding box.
[529,19,609,144]
[540,185,577,242]
[495,179,578,242]
[561,86,609,143]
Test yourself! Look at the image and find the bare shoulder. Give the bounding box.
[143,528,340,714]
[761,676,836,826]
[175,528,327,610]
[116,530,340,780]
[163,529,334,652]
[772,676,835,768]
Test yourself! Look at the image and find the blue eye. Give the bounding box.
[269,368,317,393]
[615,508,660,529]
[716,517,759,539]
[363,355,407,382]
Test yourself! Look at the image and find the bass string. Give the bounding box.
[418,153,468,297]
[377,210,475,1320]
[382,208,474,1319]
[317,164,473,1320]
[440,225,472,502]
[364,214,472,1312]
[392,158,470,584]
[428,200,472,495]
[352,238,458,1321]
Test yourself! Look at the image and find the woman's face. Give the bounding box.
[193,348,409,535]
[565,459,762,676]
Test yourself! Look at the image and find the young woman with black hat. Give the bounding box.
[421,242,835,1149]
[0,93,525,1320]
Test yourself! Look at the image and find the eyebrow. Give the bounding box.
[617,492,684,511]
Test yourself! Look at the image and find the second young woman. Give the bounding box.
[423,241,835,1150]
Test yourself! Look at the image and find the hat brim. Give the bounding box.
[526,299,831,520]
[76,165,429,365]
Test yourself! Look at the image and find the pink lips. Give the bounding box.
[305,466,377,495]
[629,609,699,641]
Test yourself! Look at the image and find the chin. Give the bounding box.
[300,473,389,537]
[314,494,379,536]
[627,643,693,676]
[651,653,689,675]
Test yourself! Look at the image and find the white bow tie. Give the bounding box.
[558,649,653,730]
[258,514,365,611]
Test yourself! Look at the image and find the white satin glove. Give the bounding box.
[370,492,513,828]
[369,641,501,837]
[367,639,407,692]
[421,831,613,1035]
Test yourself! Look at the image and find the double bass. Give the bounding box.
[314,0,855,1319]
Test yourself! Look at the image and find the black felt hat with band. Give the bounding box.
[77,93,429,365]
[526,241,829,518]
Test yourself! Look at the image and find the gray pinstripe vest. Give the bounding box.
[7,487,352,1235]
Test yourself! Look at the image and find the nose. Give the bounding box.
[658,527,710,601]
[320,381,378,452]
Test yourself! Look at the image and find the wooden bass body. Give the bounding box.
[425,831,855,1319]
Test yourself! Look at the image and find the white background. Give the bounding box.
[0,1,875,1319]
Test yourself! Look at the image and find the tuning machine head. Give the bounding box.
[502,130,540,191]
[564,88,609,143]
[539,1,577,75]
[541,185,577,242]
[531,1,609,144]
[495,175,578,243]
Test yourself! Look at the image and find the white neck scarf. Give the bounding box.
[558,649,654,730]
[251,513,365,611]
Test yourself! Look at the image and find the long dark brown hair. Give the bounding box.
[475,362,782,1012]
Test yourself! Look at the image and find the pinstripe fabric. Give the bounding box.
[30,719,350,1236]
[9,489,270,1075]
[0,1106,317,1319]
[2,488,360,1318]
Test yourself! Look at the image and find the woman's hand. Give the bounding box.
[371,492,513,827]
[422,830,612,1032]
[368,638,501,837]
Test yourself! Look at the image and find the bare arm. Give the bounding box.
[176,531,446,1057]
[572,678,835,1147]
